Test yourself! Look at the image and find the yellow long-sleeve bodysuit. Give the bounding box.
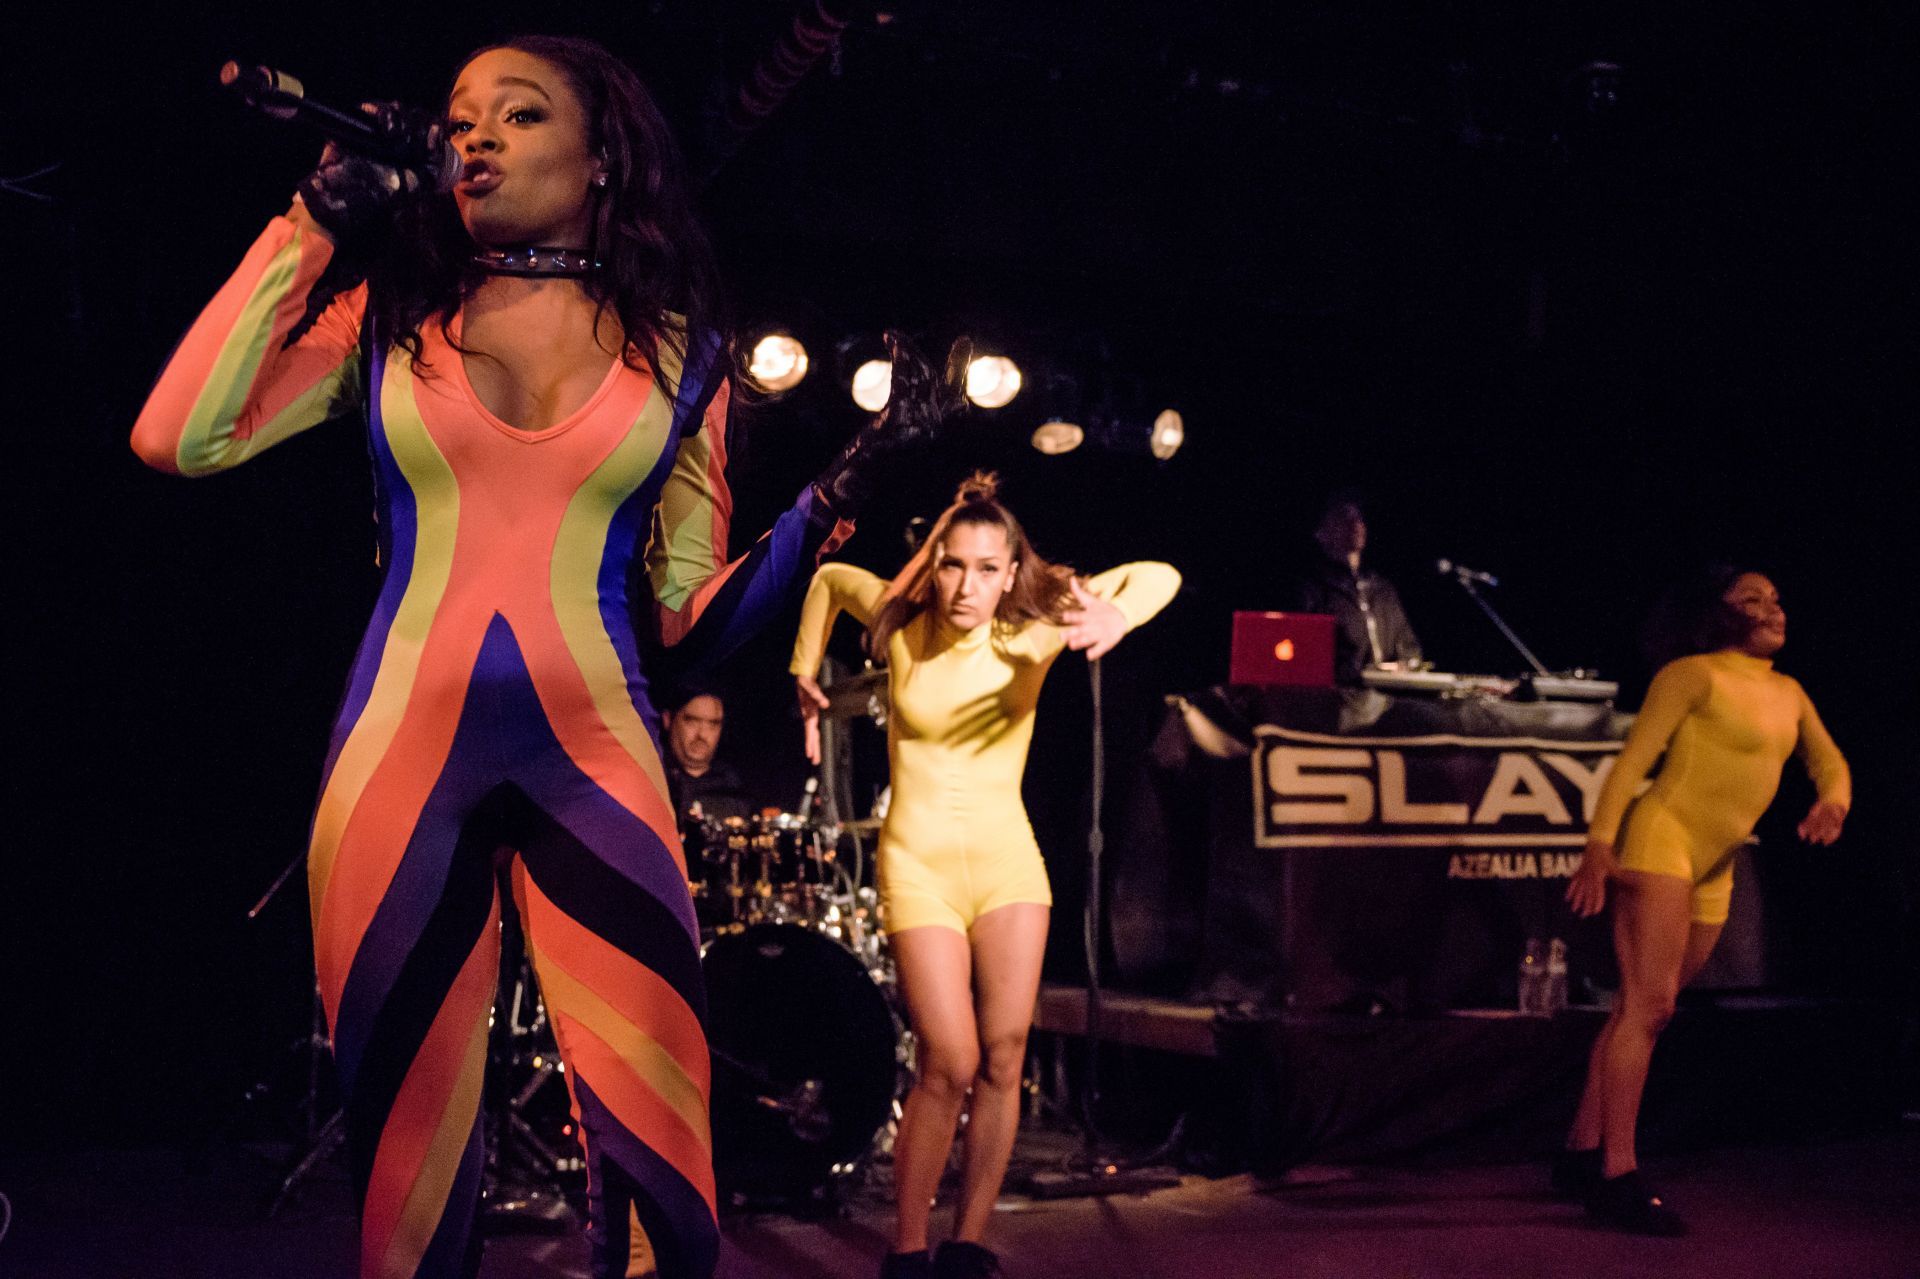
[1587,649,1850,926]
[791,561,1181,935]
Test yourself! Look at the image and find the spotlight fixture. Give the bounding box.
[1149,409,1185,460]
[965,355,1023,409]
[1030,407,1185,461]
[850,359,893,412]
[1030,418,1086,455]
[746,332,809,393]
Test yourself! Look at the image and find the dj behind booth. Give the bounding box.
[1149,485,1640,1014]
[1286,489,1425,685]
[1149,563,1633,1019]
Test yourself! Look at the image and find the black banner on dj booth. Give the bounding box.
[1252,726,1621,880]
[1105,687,1635,1014]
[1237,723,1626,1012]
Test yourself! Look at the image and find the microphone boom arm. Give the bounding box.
[1449,573,1551,676]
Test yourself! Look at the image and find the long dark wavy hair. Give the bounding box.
[1639,562,1768,670]
[869,473,1077,655]
[364,34,726,388]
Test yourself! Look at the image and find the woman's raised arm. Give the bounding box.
[130,211,365,476]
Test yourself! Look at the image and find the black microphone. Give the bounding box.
[219,62,462,192]
[1437,558,1500,587]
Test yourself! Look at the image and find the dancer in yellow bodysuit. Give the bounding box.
[1559,569,1849,1235]
[791,475,1178,1279]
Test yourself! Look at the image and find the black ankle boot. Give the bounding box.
[1584,1169,1687,1236]
[880,1249,932,1279]
[933,1240,1003,1278]
[1549,1147,1603,1200]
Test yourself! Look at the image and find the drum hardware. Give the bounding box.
[259,970,584,1227]
[707,1046,832,1144]
[703,923,905,1202]
[245,848,349,1219]
[686,809,875,939]
[264,1088,346,1219]
[819,667,890,723]
[251,861,585,1224]
[481,948,585,1230]
[764,1080,832,1144]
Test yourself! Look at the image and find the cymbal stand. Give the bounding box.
[239,846,349,1217]
[481,913,582,1230]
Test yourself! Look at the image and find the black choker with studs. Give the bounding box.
[472,246,601,277]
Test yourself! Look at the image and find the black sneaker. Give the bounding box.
[933,1241,1003,1279]
[1584,1169,1687,1237]
[1549,1147,1603,1200]
[881,1249,932,1279]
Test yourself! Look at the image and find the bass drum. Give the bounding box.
[702,924,900,1199]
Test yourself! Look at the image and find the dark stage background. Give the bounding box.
[3,3,1914,1143]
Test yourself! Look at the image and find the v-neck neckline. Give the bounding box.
[444,314,628,442]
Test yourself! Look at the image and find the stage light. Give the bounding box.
[1030,418,1086,455]
[965,355,1023,409]
[746,332,809,392]
[850,359,892,412]
[1031,406,1184,460]
[1149,408,1185,459]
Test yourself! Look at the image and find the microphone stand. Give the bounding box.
[1446,570,1551,677]
[1021,657,1182,1199]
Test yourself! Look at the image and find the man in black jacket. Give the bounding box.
[1291,491,1423,685]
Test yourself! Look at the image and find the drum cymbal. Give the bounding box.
[820,669,888,720]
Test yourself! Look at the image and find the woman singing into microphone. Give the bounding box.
[791,474,1179,1279]
[1558,567,1850,1235]
[132,34,954,1279]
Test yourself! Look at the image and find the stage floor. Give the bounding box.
[2,1123,1915,1278]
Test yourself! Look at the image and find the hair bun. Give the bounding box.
[956,470,1001,504]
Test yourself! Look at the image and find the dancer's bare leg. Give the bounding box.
[1599,872,1695,1177]
[1569,903,1721,1153]
[951,903,1049,1243]
[890,925,977,1254]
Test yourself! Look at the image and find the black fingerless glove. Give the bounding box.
[294,103,442,246]
[813,331,971,520]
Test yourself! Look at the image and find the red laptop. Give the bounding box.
[1230,611,1336,687]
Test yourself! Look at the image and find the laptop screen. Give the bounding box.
[1230,611,1336,687]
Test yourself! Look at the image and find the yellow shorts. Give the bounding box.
[1614,799,1738,927]
[877,842,1052,936]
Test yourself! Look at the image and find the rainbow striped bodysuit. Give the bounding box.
[132,216,848,1279]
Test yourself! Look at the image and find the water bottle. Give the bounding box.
[1518,937,1546,1015]
[1545,938,1569,1014]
